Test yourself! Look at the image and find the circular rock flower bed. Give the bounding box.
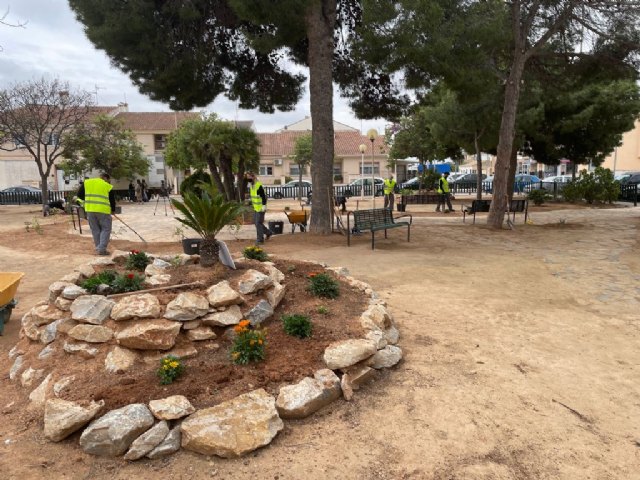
[7,249,402,459]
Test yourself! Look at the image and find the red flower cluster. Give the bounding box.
[130,250,140,254]
[127,273,135,279]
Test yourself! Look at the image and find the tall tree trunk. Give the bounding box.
[474,132,482,200]
[219,154,236,201]
[40,173,49,215]
[306,0,337,235]
[206,157,226,196]
[487,53,527,228]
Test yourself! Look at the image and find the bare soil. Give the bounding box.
[1,203,639,480]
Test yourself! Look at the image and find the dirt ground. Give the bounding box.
[1,203,639,479]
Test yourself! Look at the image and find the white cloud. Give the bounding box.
[0,0,387,134]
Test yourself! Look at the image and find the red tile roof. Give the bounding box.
[258,131,388,156]
[114,112,201,132]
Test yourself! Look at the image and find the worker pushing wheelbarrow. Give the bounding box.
[0,272,24,335]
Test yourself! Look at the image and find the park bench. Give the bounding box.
[347,208,412,250]
[462,199,528,224]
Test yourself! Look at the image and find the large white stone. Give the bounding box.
[105,346,138,373]
[201,304,243,327]
[181,389,283,458]
[276,369,341,419]
[79,403,155,457]
[147,426,181,459]
[44,399,104,442]
[60,271,83,284]
[48,281,74,302]
[186,326,217,341]
[61,285,88,300]
[68,324,114,343]
[206,280,244,308]
[29,304,68,326]
[369,345,403,369]
[265,283,286,309]
[145,258,172,276]
[53,375,75,397]
[21,367,45,387]
[164,292,209,321]
[38,344,55,360]
[111,294,162,321]
[148,395,195,420]
[90,257,116,267]
[115,319,181,350]
[74,263,95,278]
[323,339,378,370]
[63,341,99,358]
[245,299,274,326]
[237,269,273,295]
[124,421,169,461]
[54,296,73,312]
[40,319,63,344]
[263,262,285,284]
[28,373,53,406]
[9,355,25,381]
[146,274,171,286]
[71,295,115,325]
[360,304,393,330]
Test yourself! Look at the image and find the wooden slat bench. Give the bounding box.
[347,208,412,249]
[462,199,528,224]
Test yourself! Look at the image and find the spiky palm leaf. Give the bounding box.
[171,182,246,241]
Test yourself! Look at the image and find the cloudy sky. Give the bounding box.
[0,0,387,134]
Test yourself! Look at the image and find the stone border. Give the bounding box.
[8,252,402,460]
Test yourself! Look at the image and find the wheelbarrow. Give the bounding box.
[0,272,24,335]
[284,208,309,233]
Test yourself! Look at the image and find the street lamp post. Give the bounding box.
[367,129,377,207]
[359,144,366,199]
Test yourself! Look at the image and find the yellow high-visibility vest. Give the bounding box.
[250,181,263,212]
[383,179,396,195]
[438,177,450,194]
[83,178,112,214]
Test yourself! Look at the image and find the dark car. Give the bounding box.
[619,173,640,185]
[0,185,42,204]
[266,180,312,199]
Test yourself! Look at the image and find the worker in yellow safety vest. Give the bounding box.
[246,172,272,245]
[383,175,397,211]
[77,173,116,255]
[436,172,455,213]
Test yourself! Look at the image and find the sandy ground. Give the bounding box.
[0,201,639,480]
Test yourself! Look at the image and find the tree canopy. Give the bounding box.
[0,77,93,211]
[60,114,149,180]
[164,115,260,202]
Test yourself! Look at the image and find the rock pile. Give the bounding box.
[7,252,402,460]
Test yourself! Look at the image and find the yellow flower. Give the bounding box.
[170,361,179,368]
[258,339,263,345]
[250,339,255,346]
[232,352,239,359]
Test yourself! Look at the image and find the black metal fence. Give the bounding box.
[263,184,383,200]
[0,190,67,205]
[619,184,638,206]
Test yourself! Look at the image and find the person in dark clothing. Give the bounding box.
[141,179,149,202]
[128,182,135,202]
[77,173,117,255]
[245,172,272,244]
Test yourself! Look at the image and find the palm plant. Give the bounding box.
[171,182,246,267]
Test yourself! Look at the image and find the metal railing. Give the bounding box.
[0,190,66,205]
[619,184,638,206]
[263,184,383,200]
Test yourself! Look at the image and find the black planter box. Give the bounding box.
[268,220,284,234]
[182,238,202,255]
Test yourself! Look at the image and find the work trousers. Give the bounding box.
[384,193,395,211]
[87,212,112,253]
[254,211,272,243]
[436,193,453,212]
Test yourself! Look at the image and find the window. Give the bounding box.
[156,168,165,175]
[46,133,59,146]
[360,164,380,175]
[259,166,273,176]
[154,134,167,150]
[333,164,342,175]
[155,155,165,164]
[290,165,307,176]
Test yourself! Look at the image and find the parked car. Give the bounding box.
[343,177,384,197]
[540,175,573,192]
[266,180,312,199]
[0,185,42,204]
[482,174,541,194]
[619,172,640,185]
[399,177,427,190]
[449,173,486,184]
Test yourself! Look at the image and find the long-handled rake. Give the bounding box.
[113,214,148,244]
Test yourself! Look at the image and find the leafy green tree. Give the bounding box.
[288,134,312,200]
[0,78,93,213]
[60,114,149,179]
[165,115,260,202]
[69,0,406,234]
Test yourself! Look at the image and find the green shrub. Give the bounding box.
[562,167,619,204]
[527,189,549,206]
[282,314,313,338]
[243,245,268,261]
[81,270,117,293]
[307,272,340,299]
[317,305,330,315]
[180,169,212,197]
[230,320,266,364]
[111,273,145,293]
[157,355,185,385]
[561,180,583,203]
[125,250,151,271]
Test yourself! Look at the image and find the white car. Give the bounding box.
[541,175,573,192]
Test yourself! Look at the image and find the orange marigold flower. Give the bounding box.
[258,339,263,345]
[233,325,243,333]
[238,320,250,328]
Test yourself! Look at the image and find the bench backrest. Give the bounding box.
[471,200,492,213]
[353,208,394,230]
[510,199,527,212]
